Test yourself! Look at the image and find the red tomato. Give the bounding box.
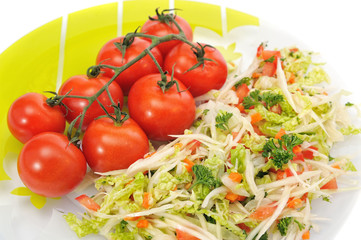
[176,229,200,240]
[261,50,281,77]
[320,178,338,190]
[141,12,193,56]
[234,83,250,103]
[17,132,87,197]
[75,194,100,211]
[128,73,196,141]
[237,223,251,233]
[249,204,278,220]
[96,37,163,95]
[58,75,123,131]
[7,92,66,143]
[82,116,149,172]
[163,42,227,97]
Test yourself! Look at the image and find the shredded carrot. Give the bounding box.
[250,112,263,124]
[252,72,262,79]
[125,179,134,186]
[174,143,183,149]
[292,145,302,154]
[183,158,195,172]
[142,192,150,209]
[331,162,341,169]
[322,91,328,96]
[145,151,156,158]
[275,128,286,139]
[124,216,141,221]
[287,198,303,209]
[302,230,310,239]
[228,172,243,183]
[288,72,296,84]
[290,47,299,53]
[136,219,149,228]
[225,192,242,203]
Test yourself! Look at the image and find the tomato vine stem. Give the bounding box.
[53,11,202,144]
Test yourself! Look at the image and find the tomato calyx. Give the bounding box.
[157,68,186,94]
[98,102,130,126]
[186,43,216,73]
[149,8,178,25]
[113,30,139,62]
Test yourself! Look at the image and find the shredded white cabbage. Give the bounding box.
[64,45,360,240]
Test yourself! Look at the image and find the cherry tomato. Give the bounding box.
[75,194,100,211]
[249,204,278,221]
[176,229,200,240]
[82,116,149,172]
[320,178,338,190]
[128,73,196,141]
[7,92,66,143]
[17,132,87,197]
[234,83,250,104]
[163,42,227,97]
[141,12,193,56]
[96,36,163,95]
[58,75,123,131]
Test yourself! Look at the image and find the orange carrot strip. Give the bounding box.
[228,172,243,183]
[302,230,310,239]
[225,192,240,203]
[250,112,263,124]
[142,192,150,209]
[287,198,303,209]
[183,158,195,173]
[292,145,302,154]
[275,128,286,140]
[136,219,149,228]
[124,216,141,221]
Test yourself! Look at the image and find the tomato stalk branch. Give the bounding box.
[58,21,200,143]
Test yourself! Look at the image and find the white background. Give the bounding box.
[0,0,360,239]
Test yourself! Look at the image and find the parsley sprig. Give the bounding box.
[277,217,292,236]
[262,134,303,169]
[189,165,221,190]
[215,111,233,131]
[243,90,284,109]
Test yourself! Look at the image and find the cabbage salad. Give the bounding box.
[65,44,360,240]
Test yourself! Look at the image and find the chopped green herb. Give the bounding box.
[277,217,292,236]
[262,134,303,169]
[234,77,252,89]
[215,111,233,131]
[190,165,221,190]
[345,102,354,107]
[203,109,210,115]
[243,90,284,109]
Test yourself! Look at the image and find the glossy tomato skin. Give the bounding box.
[58,75,123,131]
[128,74,196,141]
[82,117,149,172]
[17,132,87,197]
[163,42,227,97]
[141,15,193,56]
[96,37,163,95]
[7,92,66,143]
